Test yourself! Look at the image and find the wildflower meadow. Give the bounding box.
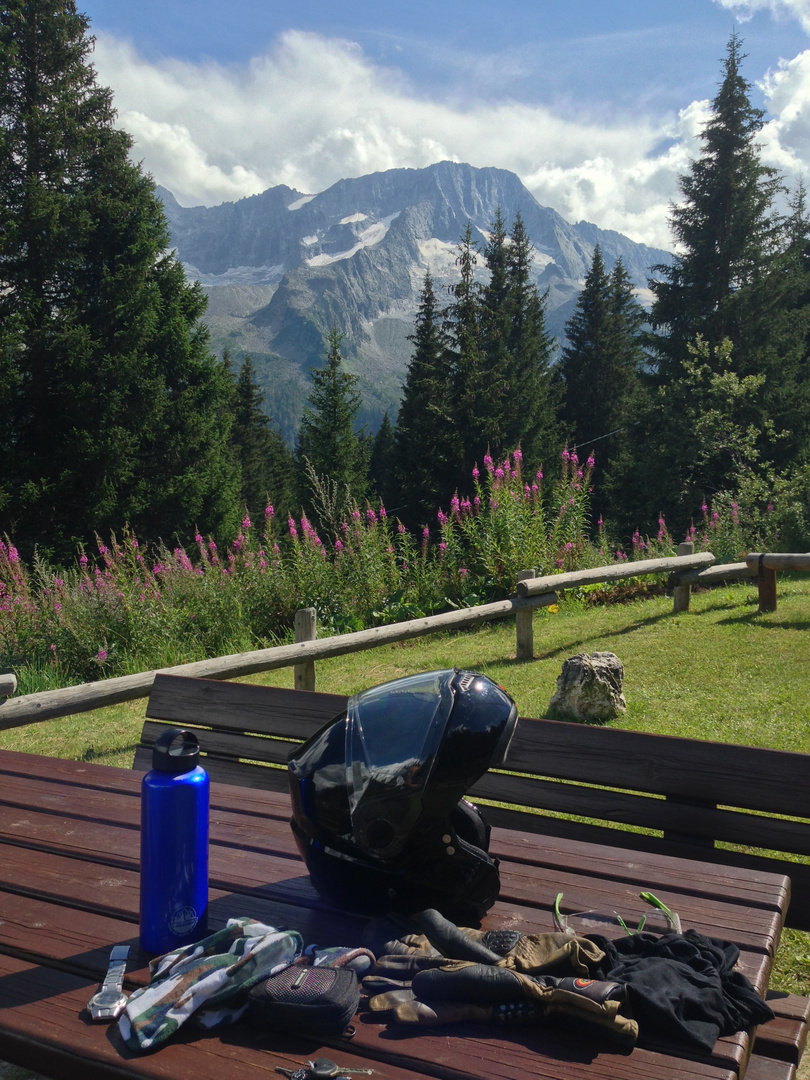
[0,449,785,694]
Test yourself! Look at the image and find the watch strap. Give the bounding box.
[101,944,130,994]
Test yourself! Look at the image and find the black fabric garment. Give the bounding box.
[588,929,774,1053]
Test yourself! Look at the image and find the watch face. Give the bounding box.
[91,989,125,1008]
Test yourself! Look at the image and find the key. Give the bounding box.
[276,1060,373,1080]
[307,1060,374,1079]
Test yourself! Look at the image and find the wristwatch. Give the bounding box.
[87,945,130,1021]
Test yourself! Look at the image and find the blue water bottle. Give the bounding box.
[139,728,209,955]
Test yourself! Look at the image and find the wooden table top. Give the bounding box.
[0,748,791,1080]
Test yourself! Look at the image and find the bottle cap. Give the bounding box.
[152,728,201,774]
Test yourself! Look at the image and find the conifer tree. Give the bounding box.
[394,272,456,525]
[559,246,645,525]
[445,223,489,486]
[649,33,781,382]
[0,0,239,558]
[368,411,396,507]
[297,326,367,518]
[503,212,558,468]
[231,355,294,519]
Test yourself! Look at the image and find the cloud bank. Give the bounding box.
[93,27,810,251]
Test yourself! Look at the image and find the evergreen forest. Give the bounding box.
[2,4,809,573]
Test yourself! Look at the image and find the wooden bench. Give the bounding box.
[137,672,810,1077]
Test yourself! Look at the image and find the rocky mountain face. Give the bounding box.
[157,161,671,441]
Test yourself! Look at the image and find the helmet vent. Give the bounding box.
[457,673,475,692]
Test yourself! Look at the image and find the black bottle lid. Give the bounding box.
[151,728,201,774]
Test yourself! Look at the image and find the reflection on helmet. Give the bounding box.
[288,669,518,924]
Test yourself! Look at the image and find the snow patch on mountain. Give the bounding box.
[287,194,316,210]
[339,213,368,224]
[305,212,400,267]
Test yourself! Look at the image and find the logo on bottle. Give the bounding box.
[169,906,199,936]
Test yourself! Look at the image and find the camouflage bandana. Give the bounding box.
[119,917,303,1051]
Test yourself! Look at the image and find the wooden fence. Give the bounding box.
[1,545,784,731]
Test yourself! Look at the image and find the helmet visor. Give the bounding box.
[346,669,455,857]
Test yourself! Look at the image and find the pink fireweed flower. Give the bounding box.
[474,495,481,509]
[366,507,377,523]
[494,467,505,481]
[536,469,543,482]
[597,516,603,528]
[379,505,387,519]
[98,543,108,555]
[767,502,774,513]
[195,533,203,545]
[335,539,344,553]
[562,448,570,462]
[50,643,56,652]
[397,522,406,534]
[513,448,523,463]
[531,483,538,495]
[265,504,274,518]
[131,539,139,549]
[702,503,708,515]
[587,454,595,469]
[571,451,578,466]
[288,517,298,539]
[450,494,460,515]
[242,515,251,530]
[565,541,573,551]
[53,601,62,612]
[437,510,448,526]
[79,554,88,568]
[472,465,480,481]
[97,649,108,662]
[490,498,499,509]
[352,508,361,521]
[439,542,447,552]
[483,453,494,470]
[459,567,469,577]
[422,527,430,540]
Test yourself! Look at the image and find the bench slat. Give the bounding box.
[505,716,810,818]
[471,771,810,856]
[146,673,346,738]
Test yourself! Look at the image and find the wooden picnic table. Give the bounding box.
[0,746,792,1080]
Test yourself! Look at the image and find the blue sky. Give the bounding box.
[80,0,810,248]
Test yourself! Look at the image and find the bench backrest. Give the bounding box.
[137,673,810,930]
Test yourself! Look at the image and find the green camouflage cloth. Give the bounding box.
[119,917,303,1051]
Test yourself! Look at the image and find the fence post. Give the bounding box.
[0,674,16,704]
[757,556,778,614]
[294,608,317,691]
[516,570,536,661]
[672,542,694,613]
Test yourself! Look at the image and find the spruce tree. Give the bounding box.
[393,272,456,525]
[296,326,367,518]
[231,355,294,519]
[504,212,558,468]
[445,223,489,486]
[0,0,239,558]
[649,33,781,382]
[560,246,645,525]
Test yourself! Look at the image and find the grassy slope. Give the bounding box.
[1,576,808,1006]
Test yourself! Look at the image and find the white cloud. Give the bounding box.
[713,0,810,34]
[91,28,809,250]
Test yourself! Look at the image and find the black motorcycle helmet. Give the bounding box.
[288,669,518,923]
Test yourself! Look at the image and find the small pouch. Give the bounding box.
[247,964,360,1036]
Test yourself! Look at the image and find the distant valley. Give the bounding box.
[158,161,671,442]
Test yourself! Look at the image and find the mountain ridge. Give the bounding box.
[156,161,671,441]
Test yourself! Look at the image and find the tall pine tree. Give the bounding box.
[559,246,645,527]
[649,33,781,383]
[296,326,367,522]
[393,272,456,525]
[230,354,294,520]
[0,0,239,559]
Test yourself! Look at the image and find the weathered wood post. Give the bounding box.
[757,556,778,614]
[672,541,694,613]
[516,570,536,661]
[294,607,317,691]
[0,674,17,704]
